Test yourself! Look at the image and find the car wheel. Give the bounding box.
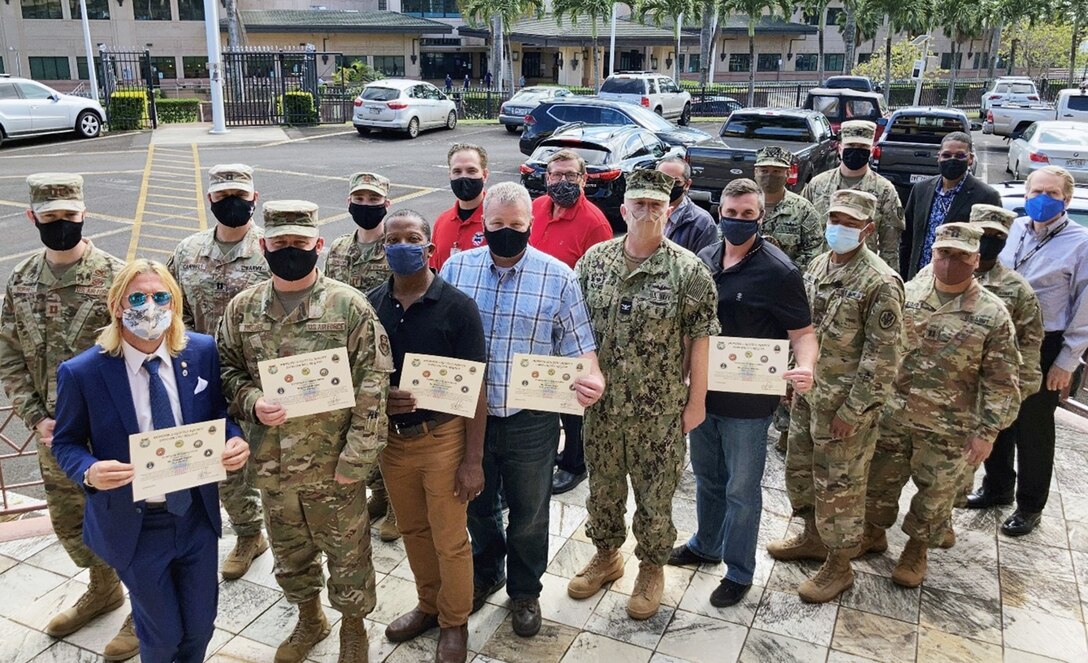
[405,117,420,139]
[446,111,457,130]
[75,111,101,139]
[505,124,519,134]
[654,106,663,117]
[679,103,691,126]
[356,126,370,136]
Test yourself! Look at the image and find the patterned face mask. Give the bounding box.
[122,302,173,341]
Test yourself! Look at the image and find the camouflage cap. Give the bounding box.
[969,203,1017,235]
[208,164,255,194]
[624,169,674,203]
[932,222,981,253]
[755,146,794,168]
[827,189,877,221]
[262,200,319,239]
[349,172,390,197]
[27,173,85,214]
[840,120,877,147]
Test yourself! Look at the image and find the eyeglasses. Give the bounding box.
[545,172,583,183]
[938,151,970,161]
[127,291,172,307]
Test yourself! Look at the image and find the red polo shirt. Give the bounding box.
[430,200,486,270]
[529,193,613,269]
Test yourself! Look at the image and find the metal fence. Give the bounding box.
[0,404,42,517]
[98,47,159,129]
[221,49,348,126]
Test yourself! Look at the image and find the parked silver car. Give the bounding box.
[352,79,457,139]
[1006,121,1088,182]
[499,86,574,133]
[0,75,105,146]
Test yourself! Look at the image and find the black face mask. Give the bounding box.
[348,203,387,230]
[209,196,255,228]
[450,177,484,202]
[264,246,319,281]
[484,226,530,259]
[669,184,686,203]
[978,234,1007,261]
[841,147,871,171]
[36,219,83,251]
[939,158,970,181]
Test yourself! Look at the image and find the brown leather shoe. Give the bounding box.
[384,607,439,643]
[436,624,469,663]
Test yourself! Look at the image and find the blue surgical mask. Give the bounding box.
[1024,194,1066,223]
[385,242,429,275]
[825,224,865,254]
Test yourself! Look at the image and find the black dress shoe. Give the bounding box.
[667,544,720,567]
[1002,510,1042,537]
[471,575,506,614]
[965,486,1014,509]
[552,469,586,495]
[709,578,751,608]
[510,598,541,637]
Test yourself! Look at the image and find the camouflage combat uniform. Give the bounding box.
[324,237,391,295]
[763,191,825,271]
[217,201,393,617]
[576,237,719,564]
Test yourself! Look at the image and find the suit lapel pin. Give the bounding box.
[181,361,189,377]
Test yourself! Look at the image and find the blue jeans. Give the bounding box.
[687,413,772,586]
[468,409,559,600]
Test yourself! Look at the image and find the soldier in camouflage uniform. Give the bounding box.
[863,223,1021,588]
[0,174,137,659]
[166,163,270,580]
[323,172,399,542]
[568,170,719,620]
[217,200,393,663]
[767,190,904,604]
[802,120,905,268]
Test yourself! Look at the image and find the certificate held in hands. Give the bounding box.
[708,336,788,396]
[399,353,486,416]
[508,353,589,415]
[258,347,356,419]
[130,419,227,502]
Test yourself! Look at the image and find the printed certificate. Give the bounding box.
[258,347,355,419]
[399,353,486,417]
[508,353,589,415]
[708,336,789,395]
[130,419,227,502]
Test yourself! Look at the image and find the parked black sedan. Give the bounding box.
[520,124,685,233]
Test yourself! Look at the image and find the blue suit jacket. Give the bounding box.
[51,332,242,570]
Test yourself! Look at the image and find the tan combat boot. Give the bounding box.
[939,519,956,549]
[567,548,624,599]
[367,486,389,522]
[337,616,369,663]
[45,565,124,636]
[103,614,140,661]
[798,551,854,603]
[891,538,929,588]
[850,523,888,559]
[767,517,827,561]
[379,507,401,542]
[626,562,665,620]
[222,532,270,580]
[275,596,331,663]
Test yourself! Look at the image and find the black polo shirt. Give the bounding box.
[368,273,487,427]
[696,237,812,419]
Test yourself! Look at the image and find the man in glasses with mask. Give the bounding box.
[766,189,903,604]
[900,132,1001,280]
[802,120,904,268]
[969,166,1088,536]
[529,149,612,496]
[325,172,399,542]
[865,223,1020,588]
[656,157,718,256]
[0,173,136,659]
[217,201,394,663]
[167,163,270,582]
[431,144,489,270]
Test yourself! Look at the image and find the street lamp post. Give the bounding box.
[911,34,931,107]
[203,0,229,134]
[78,0,100,102]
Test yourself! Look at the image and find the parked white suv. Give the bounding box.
[598,72,692,125]
[0,75,105,146]
[352,78,457,139]
[980,77,1041,117]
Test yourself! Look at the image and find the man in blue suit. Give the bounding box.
[52,259,249,663]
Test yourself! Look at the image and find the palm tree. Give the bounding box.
[933,0,987,105]
[552,0,617,91]
[842,0,858,73]
[799,0,832,83]
[458,0,545,93]
[639,0,702,82]
[698,6,719,85]
[720,0,793,105]
[860,0,932,100]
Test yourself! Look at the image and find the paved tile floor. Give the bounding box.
[2,409,1088,663]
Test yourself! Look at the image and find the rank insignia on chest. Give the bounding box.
[620,299,633,315]
[47,303,60,316]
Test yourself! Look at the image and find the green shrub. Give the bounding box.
[107,91,149,130]
[277,90,318,125]
[156,98,201,124]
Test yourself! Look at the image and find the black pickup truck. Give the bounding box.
[687,108,840,209]
[870,106,974,200]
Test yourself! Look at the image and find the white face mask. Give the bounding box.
[122,302,173,341]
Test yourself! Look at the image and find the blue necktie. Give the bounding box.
[144,357,191,516]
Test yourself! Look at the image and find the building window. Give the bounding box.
[182,56,207,78]
[22,0,63,19]
[342,55,369,68]
[794,54,818,71]
[687,53,701,73]
[378,0,387,8]
[401,0,460,18]
[135,0,172,21]
[824,53,844,72]
[69,0,109,19]
[29,56,71,80]
[826,8,844,26]
[177,0,205,20]
[857,53,872,65]
[757,53,781,72]
[149,56,178,80]
[421,52,473,79]
[728,54,751,73]
[76,56,103,80]
[802,11,819,25]
[940,52,963,70]
[373,56,405,77]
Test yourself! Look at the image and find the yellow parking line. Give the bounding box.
[144,221,203,232]
[148,184,196,194]
[138,247,176,257]
[193,144,207,232]
[148,193,196,202]
[144,201,201,211]
[0,226,132,264]
[126,145,156,261]
[252,166,436,191]
[0,170,144,180]
[141,233,190,243]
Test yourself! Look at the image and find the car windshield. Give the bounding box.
[721,115,812,141]
[885,115,966,143]
[1036,128,1088,145]
[531,144,612,165]
[361,87,400,101]
[601,78,644,94]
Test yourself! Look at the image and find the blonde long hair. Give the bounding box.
[97,259,188,356]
